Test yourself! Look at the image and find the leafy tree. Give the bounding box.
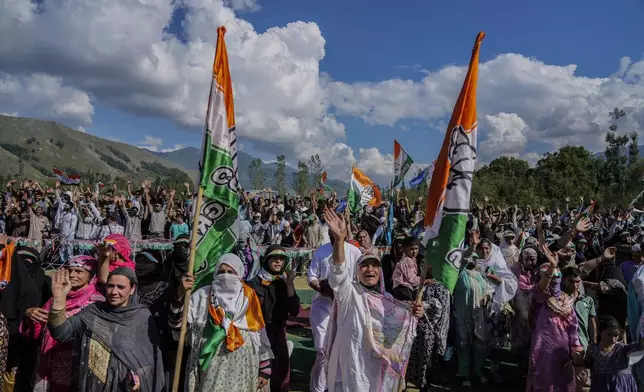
[602,108,630,203]
[629,132,639,166]
[248,158,266,190]
[274,155,287,195]
[292,161,310,196]
[308,154,324,187]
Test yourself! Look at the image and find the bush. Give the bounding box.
[26,137,37,144]
[98,152,131,172]
[55,140,65,149]
[0,143,29,157]
[106,145,131,162]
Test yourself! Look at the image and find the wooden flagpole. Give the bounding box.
[171,186,204,392]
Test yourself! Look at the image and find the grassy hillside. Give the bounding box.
[0,115,193,186]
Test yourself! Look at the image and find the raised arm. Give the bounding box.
[47,269,84,342]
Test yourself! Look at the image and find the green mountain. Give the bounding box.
[0,115,193,186]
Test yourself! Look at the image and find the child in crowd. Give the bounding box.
[578,315,644,392]
[391,237,421,301]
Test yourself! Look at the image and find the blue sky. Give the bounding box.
[2,0,644,182]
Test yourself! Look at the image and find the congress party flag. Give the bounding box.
[193,26,239,288]
[393,140,413,187]
[422,32,485,293]
[348,166,382,214]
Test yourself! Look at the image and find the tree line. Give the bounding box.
[248,154,324,196]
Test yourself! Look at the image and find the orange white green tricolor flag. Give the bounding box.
[348,166,382,214]
[422,32,485,293]
[393,140,413,187]
[193,26,239,289]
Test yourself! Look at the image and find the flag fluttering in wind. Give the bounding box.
[409,161,435,187]
[393,140,413,187]
[193,26,239,288]
[348,166,382,213]
[52,168,80,185]
[321,171,327,184]
[421,32,485,294]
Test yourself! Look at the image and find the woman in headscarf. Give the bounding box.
[96,233,136,286]
[322,208,422,391]
[509,246,540,376]
[47,267,166,392]
[405,266,451,391]
[380,235,405,294]
[527,245,583,392]
[21,256,104,392]
[14,246,52,391]
[178,253,273,392]
[247,245,300,392]
[356,230,379,258]
[588,251,628,330]
[476,237,518,383]
[452,237,493,387]
[0,236,39,391]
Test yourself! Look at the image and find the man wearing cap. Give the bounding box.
[307,217,362,392]
[251,212,266,245]
[303,215,324,250]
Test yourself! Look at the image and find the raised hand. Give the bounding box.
[322,207,346,240]
[603,246,617,260]
[541,244,559,267]
[52,269,72,299]
[575,217,591,233]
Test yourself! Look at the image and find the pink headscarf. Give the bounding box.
[104,233,136,271]
[21,255,105,391]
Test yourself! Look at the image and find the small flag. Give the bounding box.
[409,161,435,187]
[422,32,485,293]
[52,168,81,185]
[192,26,239,289]
[580,200,596,217]
[393,140,414,187]
[348,166,382,213]
[321,171,327,183]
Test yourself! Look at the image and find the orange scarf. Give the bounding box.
[207,282,265,352]
[0,242,15,290]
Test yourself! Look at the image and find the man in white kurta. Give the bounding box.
[307,239,362,392]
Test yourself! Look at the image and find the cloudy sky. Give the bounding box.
[2,0,644,184]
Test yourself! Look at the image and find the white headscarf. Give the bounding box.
[477,243,518,314]
[210,254,251,330]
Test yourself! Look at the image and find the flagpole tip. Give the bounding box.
[218,26,227,36]
[476,31,486,42]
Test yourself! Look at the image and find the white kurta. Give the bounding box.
[326,261,381,392]
[307,242,362,349]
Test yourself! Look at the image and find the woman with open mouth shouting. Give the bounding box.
[321,207,424,392]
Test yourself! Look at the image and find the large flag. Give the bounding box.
[52,168,80,185]
[409,161,435,187]
[393,140,413,187]
[348,166,382,213]
[422,32,485,293]
[193,26,239,288]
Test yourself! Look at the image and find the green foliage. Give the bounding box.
[140,161,192,189]
[307,154,324,187]
[292,161,310,196]
[106,145,132,162]
[274,155,286,195]
[248,158,266,189]
[96,150,130,172]
[54,140,65,149]
[0,143,29,157]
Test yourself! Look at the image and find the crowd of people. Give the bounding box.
[2,175,644,392]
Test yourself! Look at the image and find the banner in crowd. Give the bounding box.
[52,168,80,185]
[193,26,239,288]
[393,140,413,187]
[422,32,485,293]
[348,166,382,213]
[409,161,435,187]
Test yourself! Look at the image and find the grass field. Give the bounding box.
[287,277,525,392]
